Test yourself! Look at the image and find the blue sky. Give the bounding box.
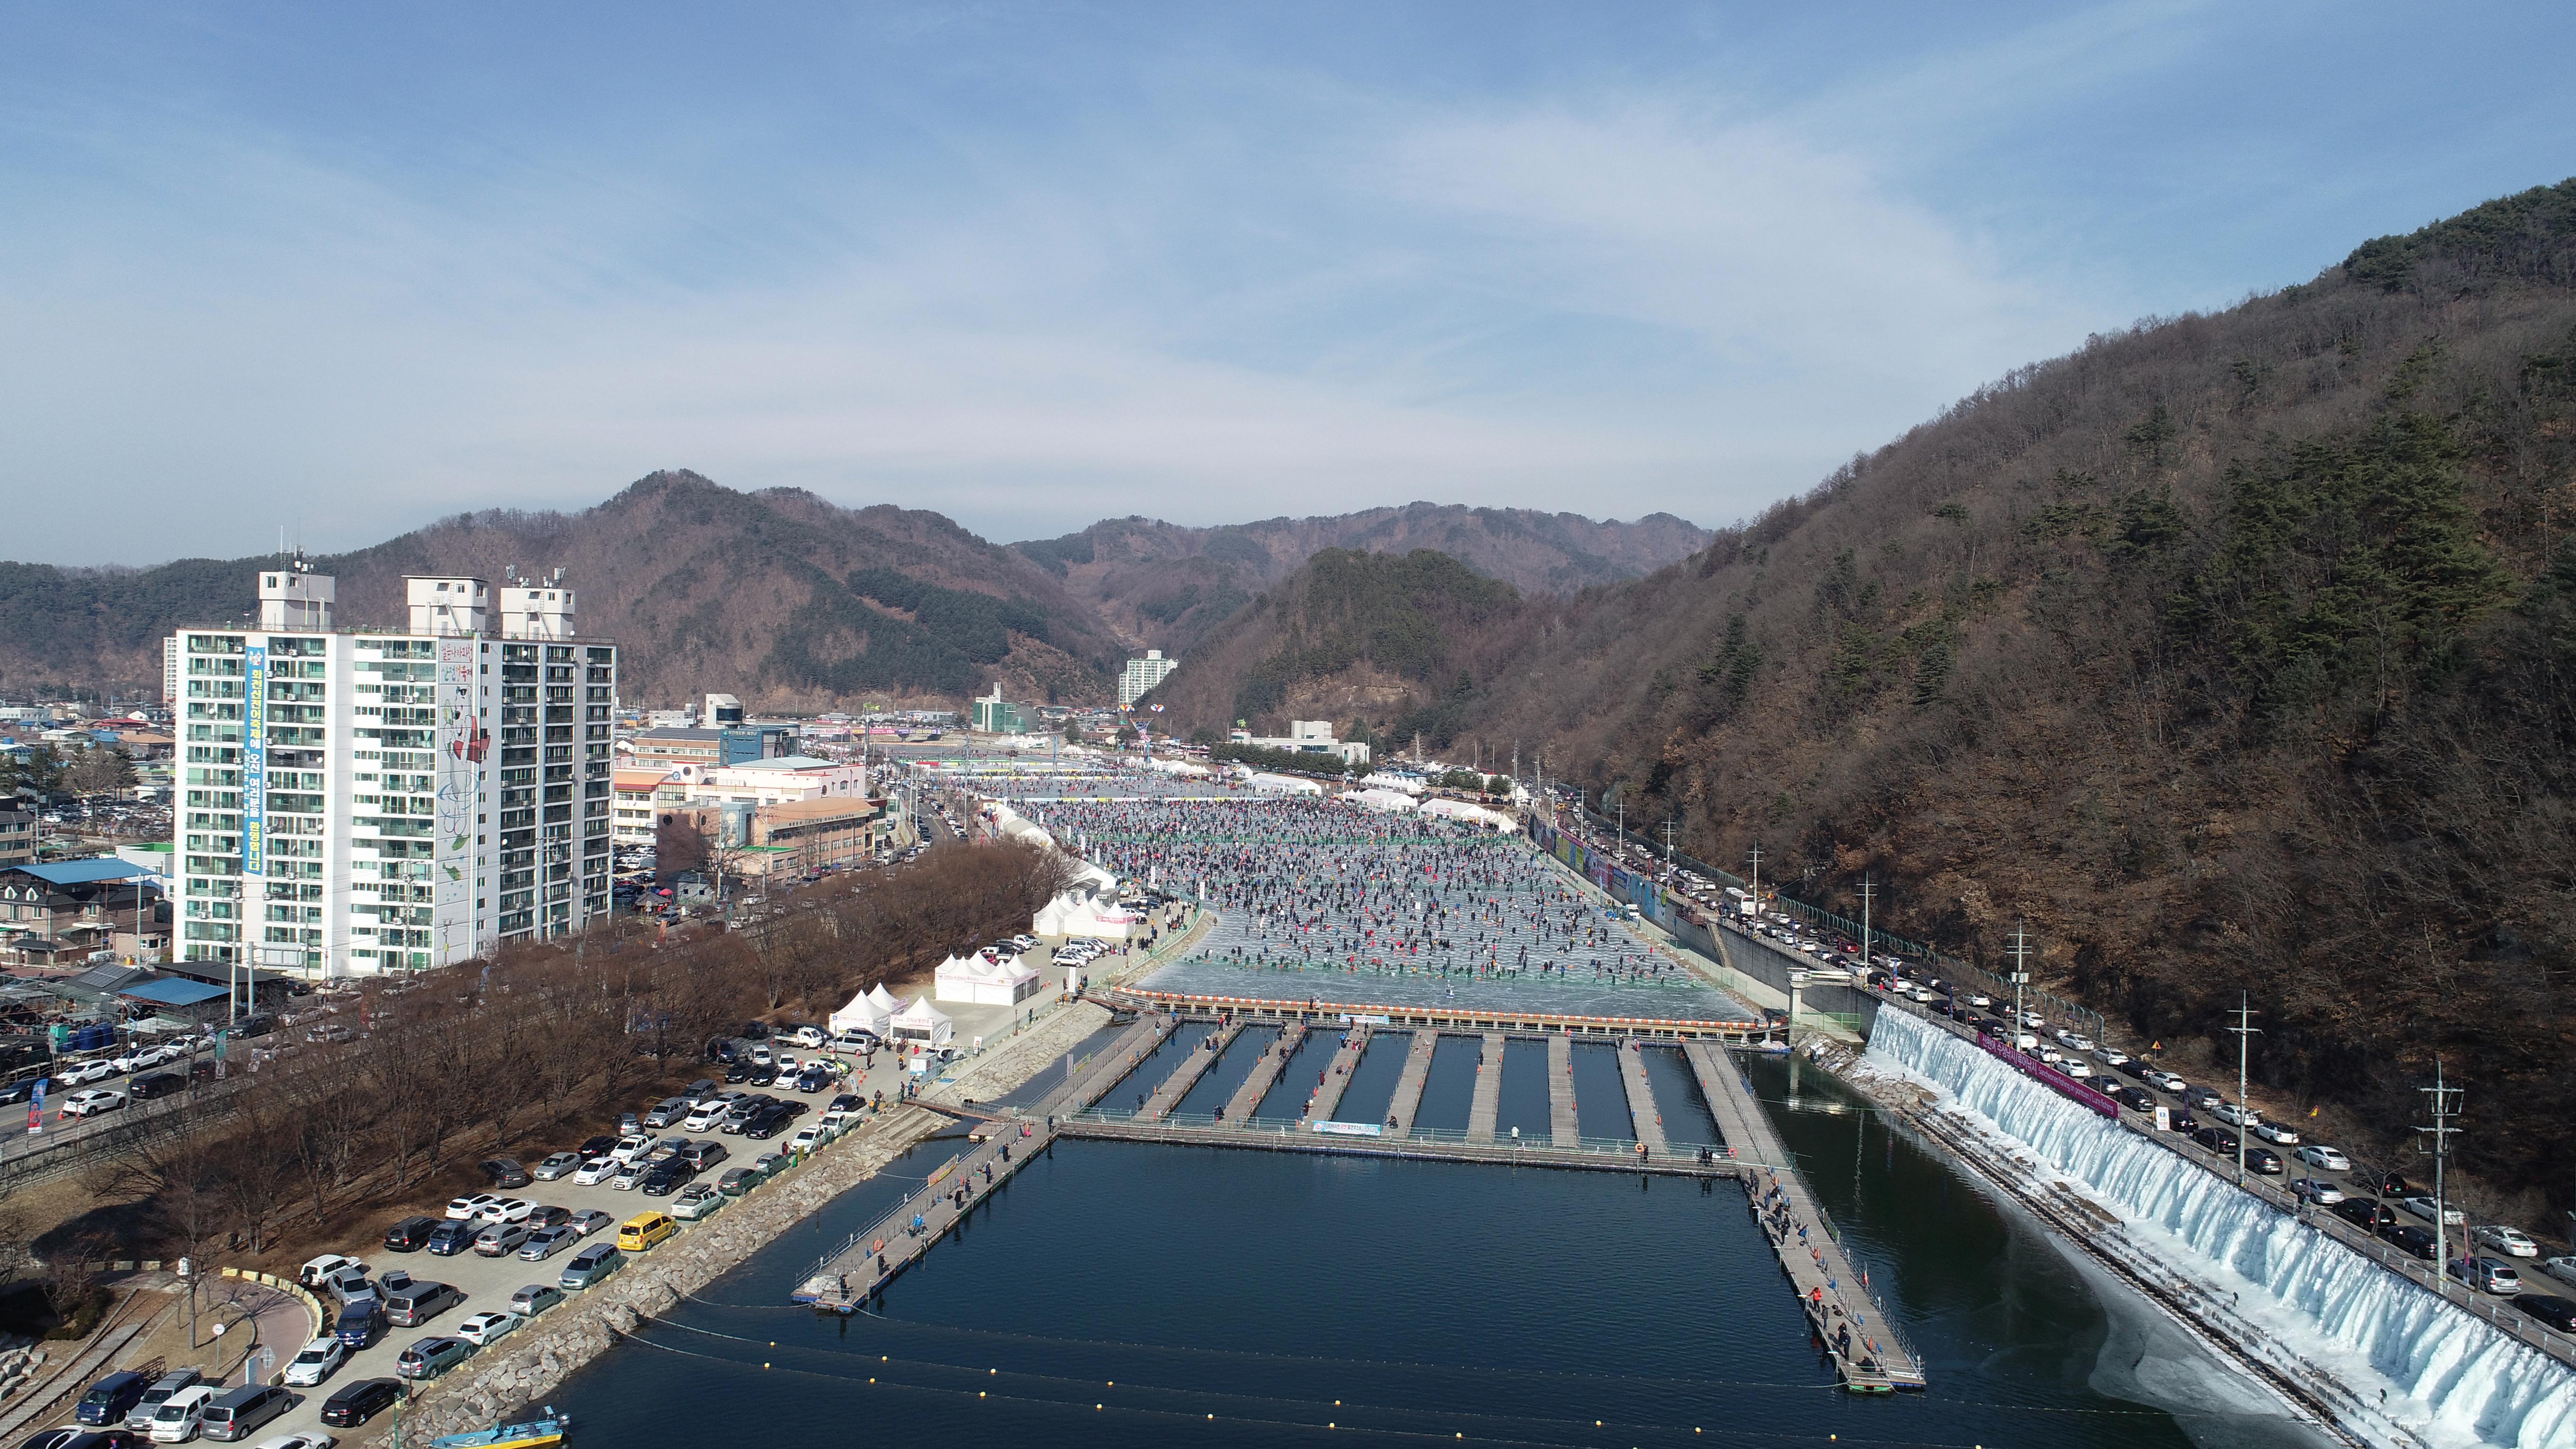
[4,1,2569,564]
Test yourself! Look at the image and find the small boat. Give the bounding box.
[428,1409,571,1449]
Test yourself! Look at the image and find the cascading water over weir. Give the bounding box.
[1863,1009,2575,1449]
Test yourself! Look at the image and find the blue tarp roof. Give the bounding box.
[8,859,149,886]
[120,977,228,1006]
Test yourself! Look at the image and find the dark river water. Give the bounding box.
[550,1051,2319,1449]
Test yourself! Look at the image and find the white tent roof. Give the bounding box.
[935,951,1040,989]
[1344,787,1421,813]
[1421,797,1519,831]
[1245,772,1324,795]
[894,995,952,1028]
[829,983,900,1036]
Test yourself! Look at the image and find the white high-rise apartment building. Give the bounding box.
[173,561,618,977]
[1117,648,1177,708]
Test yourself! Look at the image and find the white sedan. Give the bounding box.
[2295,1144,2351,1173]
[59,1088,127,1117]
[453,1310,523,1347]
[281,1335,347,1386]
[251,1435,338,1449]
[572,1157,618,1186]
[2474,1225,2540,1259]
[2250,1120,2302,1146]
[475,1197,536,1224]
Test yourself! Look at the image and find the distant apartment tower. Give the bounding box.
[171,560,618,978]
[1118,649,1178,708]
[163,636,182,706]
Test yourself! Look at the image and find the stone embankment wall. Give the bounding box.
[929,999,1111,1104]
[367,1104,946,1446]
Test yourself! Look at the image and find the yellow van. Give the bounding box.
[617,1211,678,1252]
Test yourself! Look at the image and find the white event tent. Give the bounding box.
[828,983,903,1039]
[935,950,1044,1006]
[1421,797,1519,831]
[889,996,955,1051]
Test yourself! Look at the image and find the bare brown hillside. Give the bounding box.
[1165,179,2576,1213]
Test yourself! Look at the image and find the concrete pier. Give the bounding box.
[1683,1041,1925,1392]
[1304,1025,1371,1122]
[1546,1033,1579,1146]
[1384,1030,1440,1137]
[1225,1024,1303,1121]
[1141,1020,1240,1120]
[1619,1038,1668,1155]
[1467,1032,1504,1143]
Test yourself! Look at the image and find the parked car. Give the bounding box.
[2448,1256,2524,1296]
[2541,1256,2576,1290]
[639,1164,687,1197]
[508,1283,566,1317]
[395,1336,472,1380]
[2295,1144,2351,1173]
[673,1183,726,1220]
[2516,1295,2576,1334]
[320,1377,402,1428]
[298,1255,368,1289]
[2474,1225,2541,1259]
[61,1089,128,1118]
[2400,1196,2466,1228]
[617,1212,678,1252]
[443,1194,499,1221]
[527,1204,573,1229]
[479,1158,531,1189]
[716,1166,762,1197]
[571,1158,616,1186]
[2189,1127,2240,1156]
[129,1072,187,1102]
[200,1383,293,1441]
[517,1225,577,1261]
[474,1223,532,1257]
[2291,1178,2345,1204]
[332,1299,386,1349]
[474,1198,535,1224]
[78,1369,153,1426]
[559,1244,625,1290]
[282,1336,347,1387]
[424,1220,477,1256]
[453,1311,523,1348]
[2249,1120,2302,1146]
[642,1097,690,1129]
[787,1125,828,1154]
[531,1151,584,1181]
[568,1209,614,1238]
[2185,1087,2226,1113]
[2378,1223,2440,1260]
[127,1370,203,1432]
[2331,1196,2395,1231]
[382,1216,438,1253]
[383,1280,462,1328]
[2243,1147,2284,1175]
[147,1385,218,1443]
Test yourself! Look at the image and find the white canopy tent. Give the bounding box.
[1421,797,1520,831]
[1245,772,1325,795]
[828,983,903,1039]
[889,995,955,1051]
[1344,787,1421,813]
[934,950,1044,1006]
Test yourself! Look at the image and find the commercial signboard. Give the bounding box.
[1312,1120,1384,1136]
[242,644,267,876]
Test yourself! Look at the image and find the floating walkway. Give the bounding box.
[1117,986,1762,1040]
[1686,1041,1926,1392]
[1061,1114,1738,1178]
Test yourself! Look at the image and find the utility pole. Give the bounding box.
[1858,876,1876,968]
[2417,1061,2463,1276]
[2224,994,2261,1186]
[2006,920,2034,1049]
[1746,845,1762,924]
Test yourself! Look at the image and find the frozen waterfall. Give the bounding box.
[1864,1009,2576,1449]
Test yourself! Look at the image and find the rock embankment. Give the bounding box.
[369,1104,946,1446]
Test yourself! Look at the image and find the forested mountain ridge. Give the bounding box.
[1011,503,1707,657]
[0,472,1124,708]
[1444,178,2574,1213]
[0,479,1702,711]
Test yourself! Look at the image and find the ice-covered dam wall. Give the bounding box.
[1865,1009,2575,1449]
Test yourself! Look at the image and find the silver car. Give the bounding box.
[516,1224,577,1261]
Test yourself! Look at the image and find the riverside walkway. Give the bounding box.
[1685,1040,1926,1392]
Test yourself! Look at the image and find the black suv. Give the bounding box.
[383,1215,440,1252]
[2378,1223,2439,1260]
[2517,1295,2576,1334]
[320,1377,402,1427]
[2330,1197,2395,1231]
[480,1158,531,1189]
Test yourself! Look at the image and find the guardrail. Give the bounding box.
[1870,989,2576,1372]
